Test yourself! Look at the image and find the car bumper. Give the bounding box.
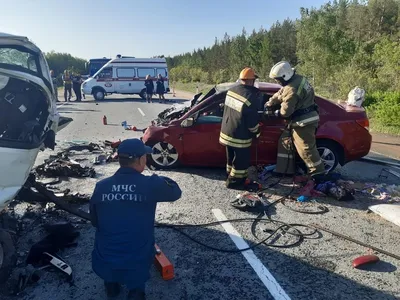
[0,147,40,211]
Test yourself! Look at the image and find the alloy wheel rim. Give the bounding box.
[317,147,336,171]
[151,142,178,166]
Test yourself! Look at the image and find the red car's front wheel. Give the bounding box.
[146,141,180,170]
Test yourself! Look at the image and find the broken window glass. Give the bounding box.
[0,47,39,74]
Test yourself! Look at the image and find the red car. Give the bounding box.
[142,82,371,172]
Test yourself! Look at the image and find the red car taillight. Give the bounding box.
[356,118,369,131]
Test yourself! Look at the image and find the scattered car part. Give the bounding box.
[35,153,96,178]
[352,254,380,269]
[231,192,263,211]
[368,203,400,228]
[15,264,50,294]
[42,252,73,280]
[0,229,16,283]
[310,223,400,261]
[27,175,91,221]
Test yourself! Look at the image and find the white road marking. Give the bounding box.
[56,102,67,108]
[212,209,291,300]
[138,108,145,116]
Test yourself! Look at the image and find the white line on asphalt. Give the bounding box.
[138,108,145,116]
[212,209,291,300]
[56,102,67,108]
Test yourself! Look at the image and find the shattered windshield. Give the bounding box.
[0,47,39,74]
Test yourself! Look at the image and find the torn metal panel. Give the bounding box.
[0,33,72,211]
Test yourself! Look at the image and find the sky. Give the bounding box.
[0,0,328,61]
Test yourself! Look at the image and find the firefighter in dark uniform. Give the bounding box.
[89,138,182,300]
[219,67,261,190]
[265,61,325,177]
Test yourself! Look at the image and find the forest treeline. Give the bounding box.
[165,0,400,130]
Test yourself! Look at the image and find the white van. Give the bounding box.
[81,57,170,101]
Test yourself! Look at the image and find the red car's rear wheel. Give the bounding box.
[146,141,180,169]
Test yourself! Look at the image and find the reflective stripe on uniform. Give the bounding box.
[277,153,294,158]
[226,164,232,172]
[295,115,320,127]
[306,159,323,168]
[227,91,251,107]
[219,132,252,148]
[297,77,306,96]
[230,168,248,178]
[248,123,260,133]
[255,132,261,138]
[225,95,244,112]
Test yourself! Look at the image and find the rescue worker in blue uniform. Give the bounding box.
[89,138,182,300]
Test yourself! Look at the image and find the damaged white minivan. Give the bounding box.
[0,33,72,214]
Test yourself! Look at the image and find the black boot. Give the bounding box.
[127,289,146,300]
[226,178,246,190]
[104,282,121,298]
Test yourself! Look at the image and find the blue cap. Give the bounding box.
[117,138,153,158]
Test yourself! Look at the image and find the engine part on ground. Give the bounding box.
[310,223,400,261]
[0,229,16,283]
[352,254,380,269]
[35,154,96,178]
[154,244,174,280]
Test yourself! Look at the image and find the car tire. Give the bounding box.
[317,140,340,173]
[140,89,147,100]
[93,89,105,101]
[296,140,340,174]
[0,229,16,283]
[146,141,180,170]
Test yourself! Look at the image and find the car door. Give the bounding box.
[116,68,135,93]
[253,92,286,165]
[181,115,226,167]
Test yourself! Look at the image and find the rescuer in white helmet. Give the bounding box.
[265,61,325,177]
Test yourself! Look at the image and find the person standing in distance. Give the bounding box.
[144,75,154,103]
[265,61,325,178]
[219,67,261,190]
[89,138,182,299]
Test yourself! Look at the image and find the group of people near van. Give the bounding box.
[50,69,84,102]
[144,74,167,103]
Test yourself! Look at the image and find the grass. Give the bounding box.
[369,120,400,136]
[171,82,214,95]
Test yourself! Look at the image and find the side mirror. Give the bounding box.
[95,76,99,80]
[181,117,194,128]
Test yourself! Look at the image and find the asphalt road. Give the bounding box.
[8,91,400,300]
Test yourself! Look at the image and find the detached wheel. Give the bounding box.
[93,89,105,101]
[146,141,180,169]
[317,141,340,173]
[139,89,147,100]
[0,229,16,283]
